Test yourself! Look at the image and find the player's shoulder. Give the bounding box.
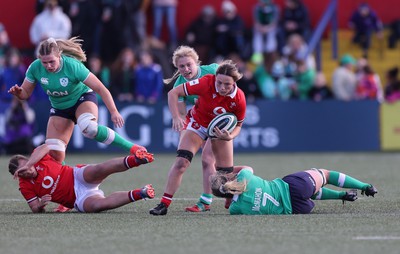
[200,63,219,74]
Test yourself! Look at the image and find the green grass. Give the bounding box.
[1,152,400,254]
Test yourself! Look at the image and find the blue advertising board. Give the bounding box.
[0,100,380,153]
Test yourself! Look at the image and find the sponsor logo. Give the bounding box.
[230,102,236,108]
[42,176,54,189]
[212,107,226,115]
[212,94,217,99]
[46,90,69,97]
[41,77,49,85]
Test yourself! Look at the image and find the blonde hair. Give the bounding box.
[210,172,247,197]
[216,60,243,82]
[164,45,200,84]
[37,37,87,62]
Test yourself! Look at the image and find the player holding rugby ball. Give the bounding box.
[150,60,246,216]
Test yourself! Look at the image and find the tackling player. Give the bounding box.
[150,60,246,215]
[210,166,378,215]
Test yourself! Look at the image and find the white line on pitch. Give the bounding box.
[353,236,400,240]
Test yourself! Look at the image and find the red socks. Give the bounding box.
[128,189,142,202]
[160,193,173,207]
[124,156,139,168]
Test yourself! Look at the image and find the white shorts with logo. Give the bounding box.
[184,114,208,140]
[73,166,105,212]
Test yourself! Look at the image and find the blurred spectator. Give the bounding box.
[388,19,400,49]
[1,97,35,155]
[308,72,333,102]
[118,0,150,50]
[88,54,110,103]
[184,5,218,64]
[252,0,280,59]
[348,3,383,57]
[98,1,125,65]
[384,67,400,103]
[332,54,357,101]
[134,51,164,104]
[110,47,137,102]
[0,23,11,59]
[253,52,279,100]
[278,0,311,52]
[35,0,69,13]
[29,0,72,46]
[0,48,27,103]
[355,64,384,102]
[152,0,178,49]
[215,1,246,58]
[281,34,316,100]
[229,53,261,103]
[68,0,102,59]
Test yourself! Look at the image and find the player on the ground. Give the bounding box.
[165,45,219,212]
[8,143,155,213]
[210,165,378,215]
[150,60,246,216]
[8,37,147,164]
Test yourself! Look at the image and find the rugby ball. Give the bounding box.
[207,113,237,138]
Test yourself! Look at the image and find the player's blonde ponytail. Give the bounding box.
[37,37,87,62]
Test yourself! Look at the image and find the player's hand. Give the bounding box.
[8,84,23,98]
[110,111,124,128]
[213,127,233,141]
[40,194,52,207]
[172,117,185,132]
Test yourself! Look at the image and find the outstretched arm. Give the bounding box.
[8,79,36,100]
[84,73,124,128]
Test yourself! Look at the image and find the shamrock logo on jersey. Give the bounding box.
[60,77,69,87]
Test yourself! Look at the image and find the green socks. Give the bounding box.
[95,125,134,151]
[199,193,213,206]
[312,187,347,200]
[328,171,370,190]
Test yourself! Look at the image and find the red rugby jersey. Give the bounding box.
[19,154,76,208]
[182,74,246,127]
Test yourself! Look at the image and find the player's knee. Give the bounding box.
[176,149,193,162]
[216,166,234,173]
[77,113,98,139]
[45,138,66,152]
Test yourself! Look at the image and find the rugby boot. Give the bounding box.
[361,185,378,197]
[185,203,210,212]
[140,184,155,200]
[150,203,168,216]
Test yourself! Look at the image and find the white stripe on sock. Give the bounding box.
[338,173,346,187]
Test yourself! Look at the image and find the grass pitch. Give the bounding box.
[1,152,400,254]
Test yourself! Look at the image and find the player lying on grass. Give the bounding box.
[8,144,155,213]
[210,166,378,215]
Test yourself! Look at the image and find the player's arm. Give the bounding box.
[24,144,50,169]
[84,73,124,128]
[8,79,36,100]
[27,194,52,213]
[168,85,186,131]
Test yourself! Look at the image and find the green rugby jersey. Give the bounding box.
[229,169,293,215]
[173,63,218,105]
[26,55,91,109]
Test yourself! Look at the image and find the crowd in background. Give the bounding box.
[0,0,400,115]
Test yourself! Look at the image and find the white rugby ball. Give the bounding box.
[207,113,238,138]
